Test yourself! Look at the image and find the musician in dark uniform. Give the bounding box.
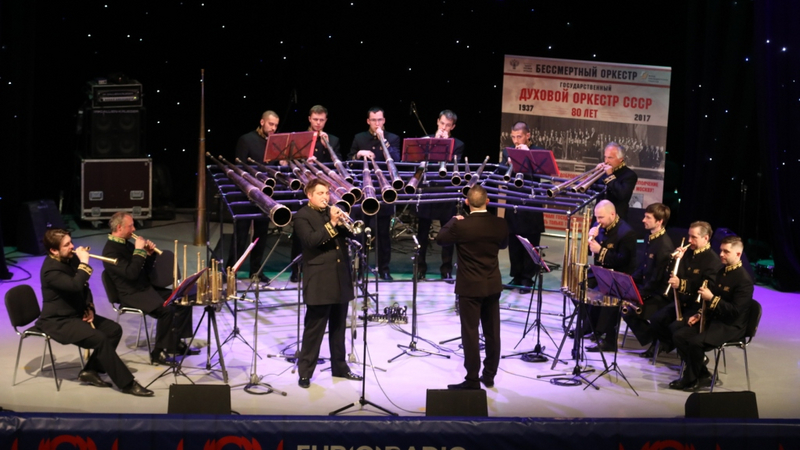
[102,212,196,366]
[584,200,637,352]
[596,142,638,221]
[415,110,464,280]
[644,221,723,358]
[37,229,153,396]
[348,107,402,280]
[622,203,675,347]
[669,236,753,391]
[294,178,362,388]
[501,121,546,294]
[437,185,508,389]
[290,105,344,282]
[230,110,280,282]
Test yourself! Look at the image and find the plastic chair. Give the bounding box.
[5,285,84,391]
[709,299,761,392]
[102,270,152,353]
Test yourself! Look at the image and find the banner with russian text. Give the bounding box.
[500,55,671,230]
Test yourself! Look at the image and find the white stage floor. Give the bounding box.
[1,215,798,418]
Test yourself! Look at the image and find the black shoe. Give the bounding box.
[566,328,593,339]
[290,273,299,283]
[150,350,173,366]
[379,271,394,281]
[175,343,201,356]
[640,343,658,358]
[692,375,721,391]
[417,264,427,280]
[78,370,112,388]
[334,372,363,381]
[447,380,480,390]
[586,341,617,353]
[298,377,310,389]
[668,377,696,390]
[441,272,453,284]
[122,380,154,397]
[507,277,521,289]
[254,273,270,283]
[479,375,494,388]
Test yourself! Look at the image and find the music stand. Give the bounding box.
[584,266,642,396]
[506,148,560,177]
[148,268,212,387]
[220,237,259,353]
[401,138,454,162]
[501,236,567,365]
[265,131,317,162]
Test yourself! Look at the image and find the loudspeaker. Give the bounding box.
[168,384,231,414]
[16,200,67,255]
[685,391,758,418]
[426,389,488,417]
[87,108,144,158]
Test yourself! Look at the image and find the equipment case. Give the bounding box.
[81,158,152,221]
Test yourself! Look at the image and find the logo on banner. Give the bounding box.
[510,59,519,70]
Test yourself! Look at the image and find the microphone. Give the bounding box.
[534,245,549,249]
[291,88,298,104]
[412,234,420,249]
[409,102,414,115]
[346,238,362,250]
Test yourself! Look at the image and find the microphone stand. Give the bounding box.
[388,235,450,362]
[329,242,396,416]
[347,237,387,372]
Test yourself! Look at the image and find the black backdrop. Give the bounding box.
[1,1,797,289]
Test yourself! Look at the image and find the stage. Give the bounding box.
[1,214,799,449]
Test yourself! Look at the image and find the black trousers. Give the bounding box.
[458,293,501,383]
[148,289,193,353]
[296,302,351,379]
[649,299,699,351]
[622,294,670,346]
[417,217,454,274]
[74,315,134,389]
[671,321,711,382]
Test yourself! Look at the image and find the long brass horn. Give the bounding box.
[546,166,604,198]
[370,157,398,203]
[405,161,427,194]
[360,157,381,216]
[207,153,292,227]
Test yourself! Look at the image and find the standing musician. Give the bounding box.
[37,229,153,396]
[348,106,402,281]
[230,110,280,283]
[102,212,196,366]
[585,199,637,352]
[290,105,344,282]
[501,121,546,294]
[644,221,722,358]
[669,236,753,391]
[622,203,675,348]
[415,109,464,281]
[437,185,508,389]
[596,142,638,221]
[294,178,362,388]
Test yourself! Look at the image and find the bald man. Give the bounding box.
[584,200,637,352]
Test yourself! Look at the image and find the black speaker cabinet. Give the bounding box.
[168,384,231,414]
[426,389,488,417]
[685,391,759,418]
[16,200,66,255]
[87,108,145,158]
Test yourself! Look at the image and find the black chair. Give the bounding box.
[102,270,152,353]
[709,299,762,392]
[5,284,84,391]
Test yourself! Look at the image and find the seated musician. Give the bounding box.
[645,221,722,358]
[622,203,675,349]
[585,200,637,352]
[37,229,153,396]
[101,212,197,366]
[414,109,464,281]
[348,106,402,281]
[669,236,753,391]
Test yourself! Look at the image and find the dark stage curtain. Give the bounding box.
[755,1,800,291]
[681,1,798,291]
